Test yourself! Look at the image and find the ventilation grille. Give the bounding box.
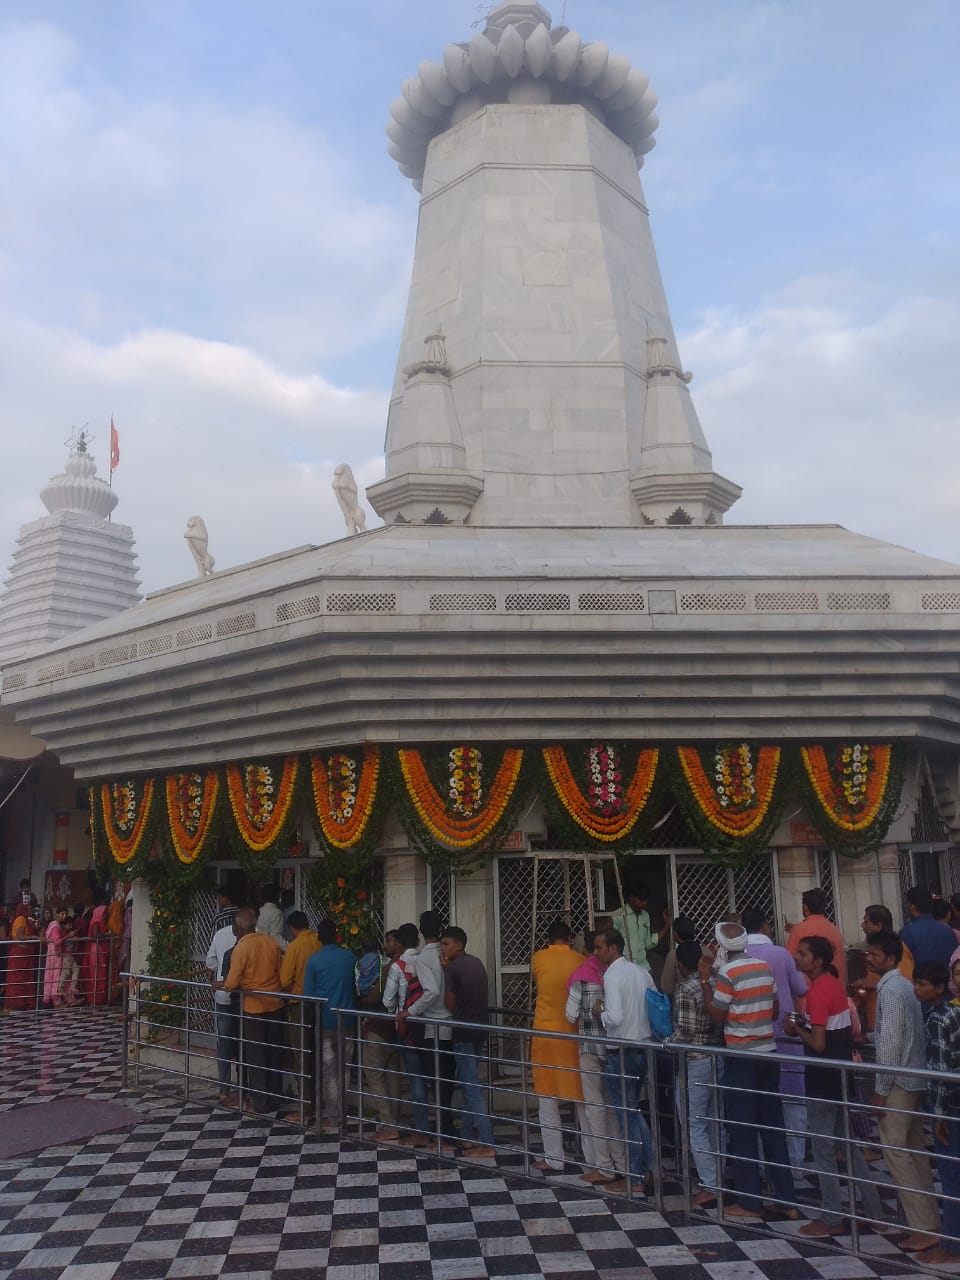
[177,623,214,648]
[327,593,397,613]
[37,663,66,684]
[2,671,27,691]
[679,591,748,613]
[216,612,257,638]
[504,592,571,612]
[754,591,820,612]
[826,591,891,612]
[67,655,96,676]
[429,593,497,612]
[98,644,135,668]
[921,592,960,612]
[277,595,322,623]
[138,635,173,659]
[578,592,646,612]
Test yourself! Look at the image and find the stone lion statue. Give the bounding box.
[184,516,215,576]
[332,463,367,535]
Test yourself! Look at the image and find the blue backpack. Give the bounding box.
[646,988,672,1040]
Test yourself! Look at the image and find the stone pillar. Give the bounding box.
[453,859,498,987]
[130,878,152,975]
[380,813,427,930]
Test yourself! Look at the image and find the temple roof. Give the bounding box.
[3,522,960,778]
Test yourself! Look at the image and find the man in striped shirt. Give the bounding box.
[699,921,797,1220]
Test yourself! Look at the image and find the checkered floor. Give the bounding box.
[0,1009,942,1279]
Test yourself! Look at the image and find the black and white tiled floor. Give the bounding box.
[0,1009,943,1279]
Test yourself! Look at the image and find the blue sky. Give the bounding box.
[0,1,958,591]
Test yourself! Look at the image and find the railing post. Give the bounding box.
[520,1030,531,1175]
[313,1004,323,1134]
[712,1052,725,1220]
[183,981,192,1101]
[35,938,44,1010]
[336,1006,347,1136]
[841,1061,860,1253]
[647,1045,664,1211]
[237,1000,246,1111]
[120,977,130,1091]
[676,1048,693,1208]
[432,1031,442,1153]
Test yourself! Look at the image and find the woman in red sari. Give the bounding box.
[7,906,40,1010]
[82,902,112,1006]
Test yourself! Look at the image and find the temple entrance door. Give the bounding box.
[670,852,783,945]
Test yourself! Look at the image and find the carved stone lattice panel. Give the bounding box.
[326,593,397,613]
[921,592,960,611]
[98,643,135,667]
[216,613,256,638]
[38,663,66,684]
[138,635,174,658]
[754,591,819,612]
[578,592,646,612]
[429,593,497,612]
[277,595,322,623]
[678,592,747,613]
[67,656,96,675]
[176,623,213,647]
[504,593,570,612]
[826,591,891,611]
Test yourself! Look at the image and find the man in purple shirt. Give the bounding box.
[743,908,808,1171]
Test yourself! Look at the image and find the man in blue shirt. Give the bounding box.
[303,919,357,1134]
[900,886,956,969]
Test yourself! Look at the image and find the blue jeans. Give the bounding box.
[215,1004,239,1089]
[604,1047,653,1177]
[723,1054,795,1213]
[452,1040,493,1145]
[400,1043,429,1134]
[935,1118,960,1255]
[677,1054,719,1191]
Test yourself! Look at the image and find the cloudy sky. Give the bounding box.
[1,0,958,593]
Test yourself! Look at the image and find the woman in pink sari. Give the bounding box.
[82,902,112,1006]
[43,907,78,1006]
[7,906,40,1010]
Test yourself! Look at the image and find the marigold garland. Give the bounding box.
[225,756,300,853]
[541,745,660,842]
[677,745,782,837]
[100,777,157,865]
[397,747,525,849]
[797,744,902,854]
[164,770,220,865]
[310,746,383,851]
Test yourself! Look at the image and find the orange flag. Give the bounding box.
[110,417,120,472]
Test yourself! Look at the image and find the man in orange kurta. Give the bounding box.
[531,920,585,1172]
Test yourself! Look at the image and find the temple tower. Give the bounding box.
[0,435,141,671]
[367,0,740,528]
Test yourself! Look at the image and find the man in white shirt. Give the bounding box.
[594,928,655,1192]
[206,910,239,1105]
[257,894,286,952]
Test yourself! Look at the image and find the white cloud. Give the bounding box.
[682,280,960,566]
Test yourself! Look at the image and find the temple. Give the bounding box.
[2,2,960,1001]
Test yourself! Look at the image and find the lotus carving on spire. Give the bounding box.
[387,3,658,190]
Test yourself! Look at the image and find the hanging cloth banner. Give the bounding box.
[541,744,661,844]
[396,746,525,850]
[164,770,220,865]
[672,744,785,859]
[224,756,300,854]
[99,777,157,865]
[797,743,901,853]
[310,746,384,852]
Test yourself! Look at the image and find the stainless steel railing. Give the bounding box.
[117,971,960,1268]
[0,934,121,1011]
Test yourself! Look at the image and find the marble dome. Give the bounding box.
[387,1,659,190]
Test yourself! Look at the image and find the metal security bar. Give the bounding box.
[0,935,121,1011]
[117,970,960,1271]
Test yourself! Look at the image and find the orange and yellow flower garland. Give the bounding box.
[100,777,157,865]
[799,744,893,832]
[397,747,524,849]
[542,745,660,842]
[677,745,782,838]
[225,756,300,853]
[310,746,381,850]
[164,770,220,865]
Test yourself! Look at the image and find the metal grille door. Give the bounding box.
[673,854,780,944]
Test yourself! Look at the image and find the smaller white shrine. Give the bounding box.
[0,434,141,673]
